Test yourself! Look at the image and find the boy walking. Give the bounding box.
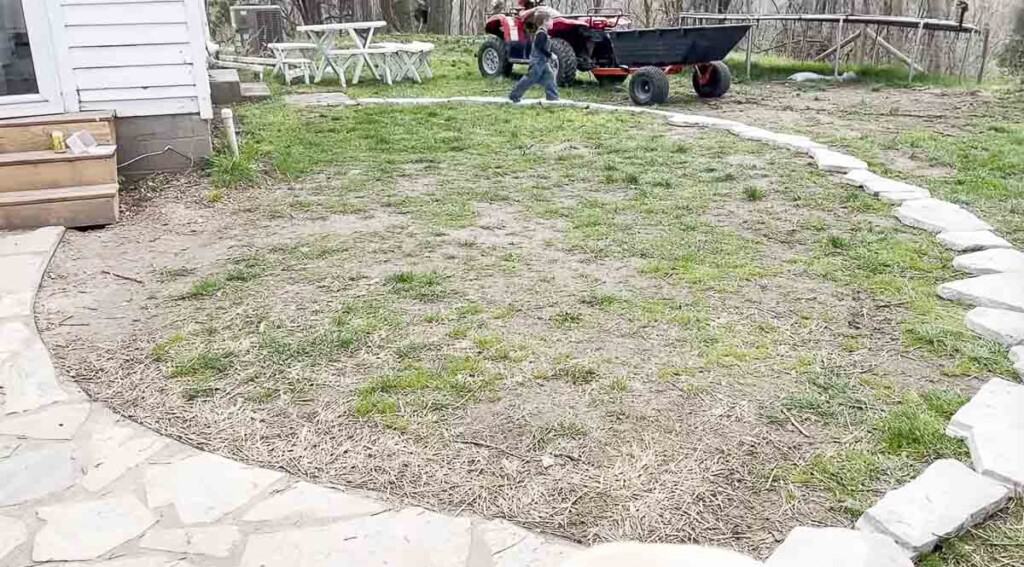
[509,12,559,103]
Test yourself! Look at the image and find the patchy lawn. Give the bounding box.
[39,72,1021,563]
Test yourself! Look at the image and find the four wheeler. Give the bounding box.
[478,3,750,105]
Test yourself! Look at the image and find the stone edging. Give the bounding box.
[1,95,1020,567]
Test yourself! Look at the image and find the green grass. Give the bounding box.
[385,270,448,300]
[788,384,970,517]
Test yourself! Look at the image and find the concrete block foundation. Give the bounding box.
[115,114,212,177]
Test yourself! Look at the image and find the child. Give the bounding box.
[509,12,559,103]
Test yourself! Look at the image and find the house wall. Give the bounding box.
[56,0,213,120]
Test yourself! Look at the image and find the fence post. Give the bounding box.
[976,27,990,84]
[834,16,845,77]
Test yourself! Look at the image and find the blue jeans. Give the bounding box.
[510,59,559,102]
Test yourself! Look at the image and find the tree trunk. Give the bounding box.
[427,0,451,34]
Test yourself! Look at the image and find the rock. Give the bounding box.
[808,147,868,173]
[937,231,1014,252]
[948,378,1023,438]
[766,526,911,567]
[33,495,157,561]
[841,169,877,186]
[667,114,742,129]
[0,318,68,414]
[953,248,1024,275]
[0,516,27,563]
[966,425,1024,490]
[0,443,79,506]
[1011,346,1024,377]
[895,199,992,234]
[140,526,241,558]
[856,459,1011,556]
[80,418,167,492]
[878,191,929,204]
[938,273,1024,313]
[242,481,387,522]
[473,519,580,567]
[734,128,823,151]
[0,403,89,439]
[965,307,1024,346]
[284,92,355,107]
[145,452,284,523]
[239,507,473,567]
[947,378,1024,490]
[861,176,929,198]
[789,71,828,82]
[0,226,64,256]
[78,557,198,567]
[560,542,762,567]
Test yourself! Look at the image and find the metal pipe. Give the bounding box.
[834,17,845,77]
[221,108,240,158]
[908,21,925,82]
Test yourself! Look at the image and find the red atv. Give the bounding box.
[478,5,750,105]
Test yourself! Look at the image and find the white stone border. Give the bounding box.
[1,95,1021,567]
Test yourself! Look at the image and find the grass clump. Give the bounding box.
[354,355,495,426]
[385,270,448,300]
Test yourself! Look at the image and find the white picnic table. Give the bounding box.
[297,21,388,87]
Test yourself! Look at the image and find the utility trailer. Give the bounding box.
[479,6,751,104]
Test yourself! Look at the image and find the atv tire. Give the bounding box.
[478,36,512,79]
[692,61,731,98]
[549,38,578,86]
[628,66,670,105]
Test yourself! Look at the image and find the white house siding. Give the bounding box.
[58,0,212,119]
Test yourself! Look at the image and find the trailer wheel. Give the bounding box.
[692,61,732,98]
[478,36,512,79]
[628,67,670,106]
[549,38,578,86]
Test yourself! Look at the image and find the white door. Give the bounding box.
[0,0,64,118]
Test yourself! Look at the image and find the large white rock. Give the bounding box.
[947,378,1024,490]
[1011,346,1024,377]
[766,526,911,567]
[808,147,868,173]
[0,318,68,414]
[938,273,1024,313]
[954,248,1024,275]
[242,481,387,522]
[861,177,929,199]
[948,378,1024,438]
[841,169,877,186]
[0,226,64,256]
[80,419,167,492]
[140,526,241,558]
[895,199,992,234]
[0,443,79,506]
[856,459,1011,556]
[472,519,580,567]
[667,113,743,129]
[145,452,283,524]
[0,516,27,563]
[966,425,1024,490]
[937,231,1014,252]
[878,191,929,204]
[965,307,1024,346]
[239,507,473,567]
[75,557,197,567]
[0,402,89,439]
[560,542,762,567]
[33,495,157,561]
